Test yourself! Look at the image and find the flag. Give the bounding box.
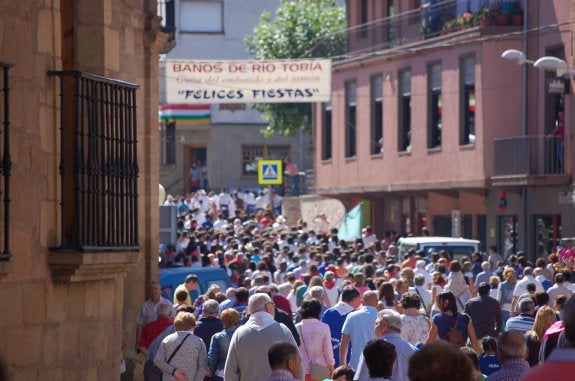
[337,202,363,242]
[159,104,210,125]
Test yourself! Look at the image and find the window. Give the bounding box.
[180,0,223,33]
[0,62,12,259]
[242,145,290,176]
[322,102,332,160]
[499,215,518,258]
[460,55,476,145]
[371,75,383,154]
[49,71,139,250]
[157,0,176,31]
[345,81,357,158]
[163,120,176,165]
[398,69,412,152]
[428,63,442,149]
[534,215,561,257]
[360,0,368,37]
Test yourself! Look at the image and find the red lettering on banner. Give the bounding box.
[229,64,247,73]
[172,63,223,73]
[281,62,322,72]
[252,63,276,73]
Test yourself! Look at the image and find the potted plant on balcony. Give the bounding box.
[510,2,523,26]
[441,19,457,35]
[456,12,475,29]
[478,7,492,27]
[491,2,509,26]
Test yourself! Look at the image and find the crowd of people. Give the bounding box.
[137,195,575,381]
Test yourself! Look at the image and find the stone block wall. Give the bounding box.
[0,1,162,379]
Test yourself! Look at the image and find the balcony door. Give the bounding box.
[534,215,561,257]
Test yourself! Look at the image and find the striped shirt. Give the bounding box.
[486,358,529,381]
[265,369,298,381]
[505,314,534,333]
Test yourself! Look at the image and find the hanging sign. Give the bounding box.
[165,59,331,104]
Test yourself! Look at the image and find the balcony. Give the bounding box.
[343,0,523,57]
[158,0,176,54]
[492,136,571,187]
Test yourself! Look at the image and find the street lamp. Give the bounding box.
[533,56,575,78]
[501,49,533,65]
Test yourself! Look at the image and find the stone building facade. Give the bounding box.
[0,1,164,380]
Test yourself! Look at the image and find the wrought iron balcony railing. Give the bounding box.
[337,0,523,58]
[49,71,140,251]
[493,136,565,176]
[0,62,12,260]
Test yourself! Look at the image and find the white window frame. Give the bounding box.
[180,0,223,33]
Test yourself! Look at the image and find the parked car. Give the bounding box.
[397,236,480,263]
[159,267,233,304]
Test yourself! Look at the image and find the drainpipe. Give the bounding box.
[522,0,529,260]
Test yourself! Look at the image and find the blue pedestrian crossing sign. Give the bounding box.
[258,160,283,185]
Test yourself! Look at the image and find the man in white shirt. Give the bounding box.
[361,226,378,247]
[254,191,267,212]
[213,214,228,233]
[136,281,176,352]
[512,267,544,314]
[242,190,256,214]
[547,272,573,305]
[414,260,432,289]
[409,275,432,315]
[488,245,503,271]
[218,188,233,216]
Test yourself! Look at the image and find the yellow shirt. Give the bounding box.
[173,283,192,306]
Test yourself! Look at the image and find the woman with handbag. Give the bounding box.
[295,299,335,381]
[155,312,208,381]
[426,291,479,353]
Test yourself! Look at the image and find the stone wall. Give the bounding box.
[0,1,161,380]
[282,195,346,232]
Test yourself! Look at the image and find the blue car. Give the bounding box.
[159,267,233,304]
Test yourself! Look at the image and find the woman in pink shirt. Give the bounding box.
[296,299,335,381]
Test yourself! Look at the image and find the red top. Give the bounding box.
[273,294,292,317]
[259,216,274,227]
[401,256,417,269]
[138,316,172,349]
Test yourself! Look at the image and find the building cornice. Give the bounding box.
[316,178,487,196]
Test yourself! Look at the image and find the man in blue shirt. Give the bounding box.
[321,286,360,368]
[340,291,379,370]
[354,309,417,381]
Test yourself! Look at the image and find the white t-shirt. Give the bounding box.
[513,275,544,297]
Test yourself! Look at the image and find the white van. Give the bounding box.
[396,236,480,263]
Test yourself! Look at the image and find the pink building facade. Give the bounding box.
[314,0,575,260]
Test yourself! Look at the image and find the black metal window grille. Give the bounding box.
[398,69,412,152]
[370,75,383,155]
[428,63,442,149]
[345,81,357,158]
[0,62,12,260]
[321,102,332,161]
[460,55,476,146]
[165,120,176,165]
[49,71,139,251]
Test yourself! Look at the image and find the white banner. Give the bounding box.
[165,59,331,104]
